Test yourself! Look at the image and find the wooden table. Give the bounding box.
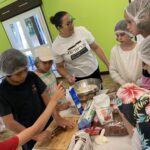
[33,109,132,150]
[33,116,79,150]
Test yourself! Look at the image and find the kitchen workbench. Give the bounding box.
[33,108,132,150]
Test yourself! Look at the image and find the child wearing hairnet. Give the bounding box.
[136,36,150,150]
[115,1,150,149]
[109,19,142,86]
[124,0,150,89]
[116,37,150,150]
[0,81,65,150]
[34,47,71,111]
[125,0,150,37]
[0,49,73,150]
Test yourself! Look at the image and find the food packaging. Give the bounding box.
[78,100,95,129]
[96,107,113,125]
[84,127,102,136]
[104,121,128,136]
[103,110,128,136]
[68,131,93,150]
[93,94,110,108]
[69,87,83,115]
[93,94,113,125]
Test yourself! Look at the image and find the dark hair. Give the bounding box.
[50,11,68,28]
[34,57,40,68]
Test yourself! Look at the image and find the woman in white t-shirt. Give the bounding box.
[50,11,109,85]
[109,20,142,86]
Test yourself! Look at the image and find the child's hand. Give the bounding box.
[35,130,53,142]
[53,81,66,101]
[55,116,74,129]
[56,101,71,111]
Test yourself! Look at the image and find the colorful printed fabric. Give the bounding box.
[117,83,148,104]
[35,70,66,106]
[35,70,57,97]
[116,83,150,150]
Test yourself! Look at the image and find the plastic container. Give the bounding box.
[69,87,83,115]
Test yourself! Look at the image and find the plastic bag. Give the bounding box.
[68,131,93,150]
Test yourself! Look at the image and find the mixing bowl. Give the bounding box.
[73,78,102,102]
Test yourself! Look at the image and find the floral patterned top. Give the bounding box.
[116,83,150,150]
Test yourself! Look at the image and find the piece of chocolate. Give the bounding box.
[51,126,66,137]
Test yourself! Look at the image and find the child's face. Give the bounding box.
[124,11,139,36]
[115,32,131,44]
[37,60,53,73]
[7,67,28,85]
[143,63,150,74]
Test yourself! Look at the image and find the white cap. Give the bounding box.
[35,47,54,61]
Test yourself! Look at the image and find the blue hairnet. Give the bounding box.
[114,20,128,32]
[114,20,133,37]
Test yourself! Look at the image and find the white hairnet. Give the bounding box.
[0,49,28,76]
[138,36,150,66]
[126,0,150,33]
[114,20,133,37]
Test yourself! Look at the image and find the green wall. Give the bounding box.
[0,0,128,71]
[42,0,128,72]
[0,0,16,9]
[0,0,16,53]
[0,23,11,53]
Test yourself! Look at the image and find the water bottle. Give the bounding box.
[69,87,83,115]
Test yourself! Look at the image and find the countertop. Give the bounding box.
[34,108,132,150]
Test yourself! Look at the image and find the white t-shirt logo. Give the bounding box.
[67,41,88,60]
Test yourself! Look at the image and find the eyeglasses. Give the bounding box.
[116,32,126,37]
[65,17,75,26]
